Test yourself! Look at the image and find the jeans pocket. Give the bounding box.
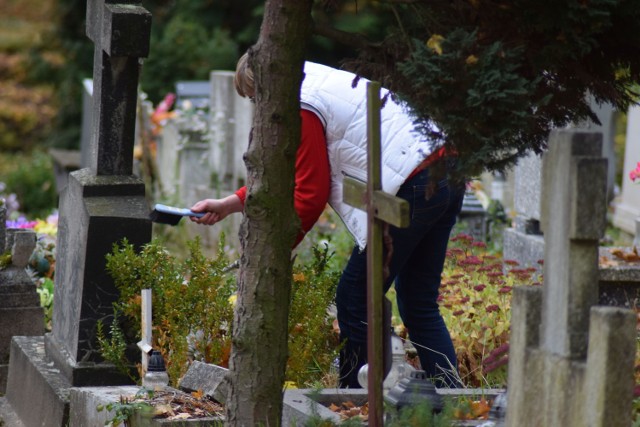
[411,183,450,224]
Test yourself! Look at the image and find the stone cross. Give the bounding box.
[86,0,152,176]
[505,130,636,427]
[137,289,153,373]
[43,0,153,388]
[342,82,410,427]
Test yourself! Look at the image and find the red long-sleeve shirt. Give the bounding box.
[234,109,331,246]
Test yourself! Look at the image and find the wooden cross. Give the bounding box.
[342,82,410,427]
[137,288,153,373]
[86,0,151,176]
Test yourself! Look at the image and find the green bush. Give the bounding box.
[106,237,236,385]
[104,236,341,388]
[1,150,58,219]
[288,243,341,387]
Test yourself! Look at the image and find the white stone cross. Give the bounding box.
[136,289,153,373]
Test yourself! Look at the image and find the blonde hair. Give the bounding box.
[234,52,254,98]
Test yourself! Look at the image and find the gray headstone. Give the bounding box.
[176,81,210,109]
[502,153,545,273]
[209,71,252,192]
[9,230,36,268]
[514,152,543,228]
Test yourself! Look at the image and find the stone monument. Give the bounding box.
[505,130,636,427]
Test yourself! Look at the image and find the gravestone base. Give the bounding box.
[70,386,224,427]
[4,336,71,427]
[48,168,151,387]
[0,306,43,393]
[45,333,135,387]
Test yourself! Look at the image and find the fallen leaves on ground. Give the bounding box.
[609,247,640,263]
[599,246,640,267]
[328,400,369,422]
[328,398,494,422]
[135,388,224,421]
[453,398,491,420]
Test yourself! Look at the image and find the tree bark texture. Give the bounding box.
[225,1,313,426]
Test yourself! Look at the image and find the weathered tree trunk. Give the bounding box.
[225,1,313,426]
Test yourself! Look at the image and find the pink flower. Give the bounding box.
[154,93,176,115]
[630,162,640,183]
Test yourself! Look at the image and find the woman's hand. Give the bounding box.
[189,194,243,225]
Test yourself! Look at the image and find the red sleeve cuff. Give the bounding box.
[235,187,247,205]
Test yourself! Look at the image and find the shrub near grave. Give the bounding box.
[105,237,236,385]
[439,232,542,388]
[104,236,340,388]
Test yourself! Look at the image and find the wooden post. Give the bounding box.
[343,82,410,427]
[137,289,153,373]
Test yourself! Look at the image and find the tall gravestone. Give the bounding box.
[505,130,636,427]
[2,2,152,426]
[44,0,152,386]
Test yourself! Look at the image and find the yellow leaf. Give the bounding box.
[191,389,204,399]
[426,34,445,55]
[466,55,479,65]
[228,294,237,306]
[293,272,305,282]
[154,404,173,416]
[283,381,297,389]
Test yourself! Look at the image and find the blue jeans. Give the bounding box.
[336,167,465,388]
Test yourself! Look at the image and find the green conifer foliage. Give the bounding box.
[336,0,640,177]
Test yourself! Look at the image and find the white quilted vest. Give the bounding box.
[300,62,437,250]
